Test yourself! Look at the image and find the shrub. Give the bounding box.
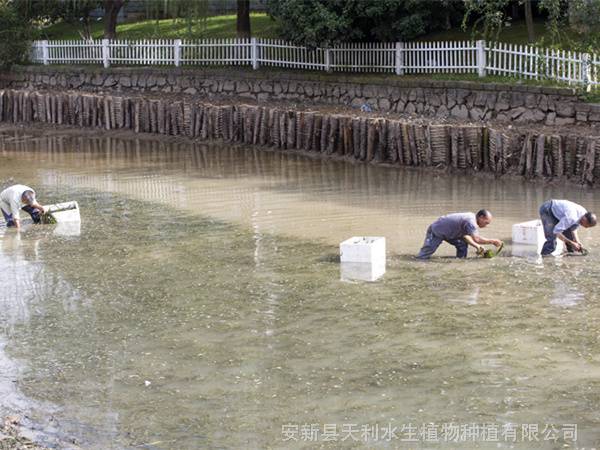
[0,1,35,69]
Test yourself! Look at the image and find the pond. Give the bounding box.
[0,126,599,449]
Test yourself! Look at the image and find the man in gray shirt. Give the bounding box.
[539,199,597,255]
[417,210,503,259]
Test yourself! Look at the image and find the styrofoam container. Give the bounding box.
[512,219,545,246]
[53,221,81,237]
[340,261,386,282]
[44,201,81,223]
[512,219,563,256]
[340,236,386,264]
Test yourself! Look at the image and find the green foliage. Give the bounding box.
[568,0,600,33]
[0,1,35,68]
[461,0,510,41]
[41,12,277,40]
[144,0,209,38]
[266,0,463,47]
[527,0,600,53]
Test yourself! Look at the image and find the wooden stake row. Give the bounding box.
[1,89,599,184]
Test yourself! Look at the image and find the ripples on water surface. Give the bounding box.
[1,127,600,449]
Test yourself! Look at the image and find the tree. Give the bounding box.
[60,0,102,40]
[144,0,209,38]
[237,0,251,38]
[462,0,510,40]
[523,0,535,42]
[0,0,35,68]
[267,0,459,47]
[103,0,125,39]
[567,0,600,34]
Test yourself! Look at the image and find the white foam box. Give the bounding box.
[512,219,563,256]
[340,236,386,264]
[44,201,81,223]
[340,261,386,282]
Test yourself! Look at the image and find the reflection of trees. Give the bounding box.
[0,130,576,218]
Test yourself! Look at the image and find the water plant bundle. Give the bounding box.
[478,242,504,259]
[41,202,78,224]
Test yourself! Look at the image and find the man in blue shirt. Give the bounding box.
[417,210,503,259]
[539,200,597,255]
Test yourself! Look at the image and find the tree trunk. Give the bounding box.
[103,0,126,39]
[524,0,535,43]
[512,3,520,19]
[443,1,452,30]
[236,0,251,38]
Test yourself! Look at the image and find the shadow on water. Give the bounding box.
[0,128,600,448]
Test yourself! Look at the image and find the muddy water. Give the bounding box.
[1,126,600,449]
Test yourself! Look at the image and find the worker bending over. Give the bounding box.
[417,210,503,259]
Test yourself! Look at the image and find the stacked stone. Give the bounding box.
[4,67,600,126]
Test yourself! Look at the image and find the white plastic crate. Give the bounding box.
[44,201,81,223]
[512,219,563,256]
[340,261,386,282]
[512,219,544,246]
[340,236,386,264]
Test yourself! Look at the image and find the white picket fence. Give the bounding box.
[30,38,599,89]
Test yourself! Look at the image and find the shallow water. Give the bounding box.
[1,127,600,449]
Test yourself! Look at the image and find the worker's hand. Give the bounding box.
[476,245,484,255]
[490,239,503,248]
[571,241,583,252]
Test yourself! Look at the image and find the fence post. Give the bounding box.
[476,40,486,77]
[325,48,331,72]
[41,40,49,65]
[102,39,110,68]
[251,37,259,70]
[395,42,404,75]
[174,39,182,67]
[582,53,591,90]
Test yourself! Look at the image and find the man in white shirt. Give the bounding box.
[539,199,597,255]
[0,184,46,229]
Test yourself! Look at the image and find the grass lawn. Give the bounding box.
[41,13,279,40]
[419,19,589,50]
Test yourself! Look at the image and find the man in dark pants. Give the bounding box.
[0,184,46,230]
[417,210,503,259]
[539,199,597,255]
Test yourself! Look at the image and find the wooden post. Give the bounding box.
[395,42,404,75]
[41,40,50,66]
[582,53,591,91]
[251,38,259,70]
[476,40,486,78]
[535,134,545,176]
[174,39,182,67]
[102,39,110,68]
[325,48,332,73]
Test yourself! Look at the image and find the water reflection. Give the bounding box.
[550,281,585,308]
[1,128,600,448]
[340,261,386,282]
[2,128,598,257]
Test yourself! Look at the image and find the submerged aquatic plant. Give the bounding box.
[41,212,56,224]
[478,242,504,258]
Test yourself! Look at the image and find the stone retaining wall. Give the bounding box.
[2,66,600,127]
